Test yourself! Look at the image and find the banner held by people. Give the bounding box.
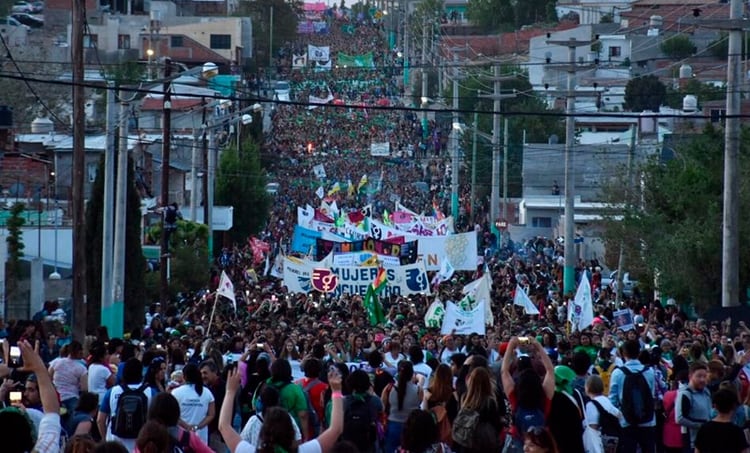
[569,272,594,332]
[440,301,486,336]
[513,284,540,315]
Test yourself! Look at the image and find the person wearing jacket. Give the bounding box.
[662,369,689,453]
[675,362,711,453]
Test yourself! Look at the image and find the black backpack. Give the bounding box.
[590,399,623,438]
[619,367,654,425]
[111,383,149,439]
[341,394,375,451]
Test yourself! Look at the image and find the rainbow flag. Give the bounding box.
[363,267,387,325]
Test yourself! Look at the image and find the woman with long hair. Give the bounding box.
[523,426,559,453]
[383,361,423,453]
[146,392,213,452]
[456,367,504,453]
[422,363,458,419]
[170,363,215,444]
[50,339,88,417]
[135,420,170,453]
[279,338,303,380]
[398,409,448,453]
[219,367,345,453]
[87,341,114,403]
[143,356,168,394]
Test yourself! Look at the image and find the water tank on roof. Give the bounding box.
[683,95,698,112]
[650,15,663,28]
[679,64,693,79]
[31,117,53,134]
[150,10,161,22]
[639,111,656,134]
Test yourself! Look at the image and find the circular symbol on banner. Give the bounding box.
[311,268,338,293]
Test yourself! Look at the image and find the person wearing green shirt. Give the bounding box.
[263,359,309,440]
[574,332,599,363]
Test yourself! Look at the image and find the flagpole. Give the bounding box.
[206,291,219,337]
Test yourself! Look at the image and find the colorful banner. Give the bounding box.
[282,259,430,297]
[297,21,314,33]
[337,52,375,68]
[332,252,401,269]
[315,237,418,265]
[308,45,330,62]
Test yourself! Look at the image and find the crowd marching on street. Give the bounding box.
[0,6,749,453]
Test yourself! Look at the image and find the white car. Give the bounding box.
[273,81,291,102]
[601,270,639,297]
[11,1,33,13]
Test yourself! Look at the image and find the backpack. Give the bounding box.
[111,383,149,439]
[594,363,616,395]
[252,381,289,414]
[590,399,623,438]
[169,429,195,453]
[342,394,375,451]
[430,404,452,444]
[619,366,654,425]
[301,379,322,437]
[513,405,546,439]
[452,409,480,448]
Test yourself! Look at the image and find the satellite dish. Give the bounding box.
[548,134,559,144]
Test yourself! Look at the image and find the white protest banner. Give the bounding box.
[297,205,314,228]
[308,93,334,109]
[370,142,390,157]
[418,231,478,271]
[308,45,330,62]
[513,284,540,315]
[283,260,430,297]
[332,252,401,268]
[424,298,445,328]
[292,53,308,68]
[441,301,486,336]
[313,164,327,179]
[570,272,594,331]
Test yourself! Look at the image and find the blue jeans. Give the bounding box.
[619,426,656,453]
[384,421,404,453]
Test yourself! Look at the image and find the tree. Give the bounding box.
[216,139,270,245]
[600,125,750,311]
[466,0,514,33]
[624,75,666,112]
[5,203,25,302]
[235,0,300,72]
[661,34,695,59]
[85,156,146,333]
[665,79,725,109]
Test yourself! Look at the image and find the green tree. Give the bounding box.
[5,203,25,301]
[85,156,146,333]
[661,34,695,59]
[601,125,750,311]
[236,0,300,72]
[466,0,514,33]
[216,139,270,245]
[624,75,666,112]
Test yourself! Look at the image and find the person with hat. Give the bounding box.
[547,365,586,453]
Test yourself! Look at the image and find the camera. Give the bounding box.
[518,337,530,344]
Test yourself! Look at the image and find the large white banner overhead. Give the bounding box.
[282,258,431,297]
[441,301,486,336]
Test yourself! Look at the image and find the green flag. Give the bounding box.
[363,285,386,326]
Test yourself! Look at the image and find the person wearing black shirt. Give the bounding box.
[694,387,749,453]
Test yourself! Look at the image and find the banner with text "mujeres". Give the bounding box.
[282,258,430,297]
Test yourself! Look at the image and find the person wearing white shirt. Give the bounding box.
[220,366,344,453]
[171,363,216,444]
[408,346,432,390]
[87,342,114,403]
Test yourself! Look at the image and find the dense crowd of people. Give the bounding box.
[1,7,749,453]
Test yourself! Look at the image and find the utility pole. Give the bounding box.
[451,52,460,220]
[100,83,116,330]
[722,0,743,307]
[269,6,274,75]
[160,59,172,304]
[547,37,592,295]
[616,125,637,307]
[482,65,515,227]
[470,94,478,219]
[71,0,86,340]
[111,91,129,339]
[207,128,216,259]
[420,19,429,138]
[503,117,509,220]
[190,99,206,222]
[402,10,410,94]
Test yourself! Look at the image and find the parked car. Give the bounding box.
[0,16,31,31]
[11,13,43,28]
[273,80,291,101]
[601,270,639,297]
[11,1,33,13]
[30,1,43,13]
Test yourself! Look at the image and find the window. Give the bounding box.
[117,34,130,49]
[210,34,231,49]
[531,217,552,228]
[171,35,183,47]
[710,109,725,123]
[83,34,98,48]
[609,46,621,57]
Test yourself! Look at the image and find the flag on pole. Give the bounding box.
[362,267,387,326]
[315,186,325,199]
[347,179,355,198]
[357,174,368,192]
[431,256,455,287]
[569,272,594,331]
[513,284,540,315]
[217,270,237,312]
[461,272,494,325]
[424,297,445,328]
[328,182,341,197]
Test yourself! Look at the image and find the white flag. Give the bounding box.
[432,256,455,287]
[513,284,540,315]
[217,270,236,312]
[423,298,445,328]
[440,301,486,336]
[569,272,594,331]
[315,186,325,199]
[462,273,494,325]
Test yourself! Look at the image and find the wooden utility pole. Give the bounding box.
[160,59,172,304]
[71,0,87,339]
